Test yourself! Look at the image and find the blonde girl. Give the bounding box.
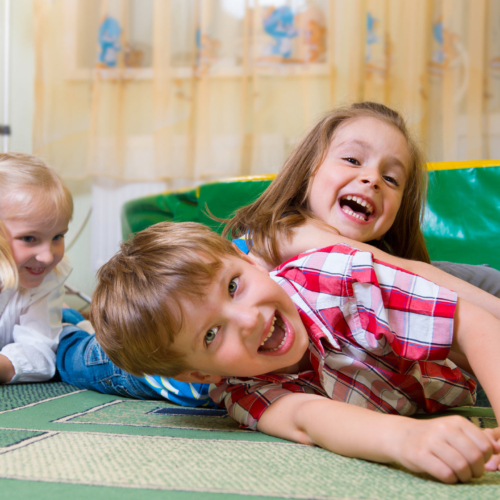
[0,153,73,383]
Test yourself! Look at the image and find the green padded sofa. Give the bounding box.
[121,160,500,271]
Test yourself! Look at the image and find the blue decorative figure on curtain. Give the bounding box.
[365,12,380,62]
[98,16,122,67]
[432,19,444,64]
[263,6,298,59]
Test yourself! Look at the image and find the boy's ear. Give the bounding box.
[174,371,222,384]
[231,243,270,274]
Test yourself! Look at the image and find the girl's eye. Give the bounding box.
[383,175,399,187]
[344,157,360,166]
[204,326,219,346]
[53,234,65,242]
[228,277,239,296]
[21,236,35,243]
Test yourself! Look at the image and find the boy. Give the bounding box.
[91,222,500,484]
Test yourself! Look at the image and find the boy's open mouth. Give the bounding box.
[339,195,374,222]
[258,313,287,352]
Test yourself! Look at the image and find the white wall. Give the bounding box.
[1,0,95,309]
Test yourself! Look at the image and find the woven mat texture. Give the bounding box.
[1,382,499,500]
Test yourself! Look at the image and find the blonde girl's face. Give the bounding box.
[3,208,68,289]
[308,116,411,243]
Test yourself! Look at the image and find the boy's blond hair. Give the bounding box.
[0,221,17,292]
[0,152,73,222]
[91,222,240,378]
[224,102,429,265]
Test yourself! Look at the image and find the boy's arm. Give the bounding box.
[273,222,500,319]
[257,392,500,484]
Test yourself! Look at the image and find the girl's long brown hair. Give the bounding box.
[223,102,430,266]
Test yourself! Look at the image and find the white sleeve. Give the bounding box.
[1,257,72,383]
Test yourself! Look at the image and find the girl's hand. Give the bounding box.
[484,428,500,471]
[394,416,500,484]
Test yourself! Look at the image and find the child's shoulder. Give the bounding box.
[273,243,361,271]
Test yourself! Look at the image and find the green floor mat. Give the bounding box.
[0,383,499,499]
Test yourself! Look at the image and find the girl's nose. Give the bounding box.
[360,169,381,190]
[36,246,54,265]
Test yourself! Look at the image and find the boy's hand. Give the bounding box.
[394,416,500,484]
[258,393,500,485]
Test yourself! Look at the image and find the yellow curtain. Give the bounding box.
[33,0,499,181]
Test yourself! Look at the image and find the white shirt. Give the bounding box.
[0,256,72,383]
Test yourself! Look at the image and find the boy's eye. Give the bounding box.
[21,236,35,243]
[53,234,65,242]
[228,277,239,296]
[383,175,399,187]
[343,157,360,166]
[204,326,219,346]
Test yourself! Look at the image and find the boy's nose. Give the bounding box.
[236,306,260,337]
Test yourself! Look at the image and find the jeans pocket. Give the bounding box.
[84,337,111,366]
[101,377,135,398]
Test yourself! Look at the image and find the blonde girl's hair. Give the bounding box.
[0,152,73,222]
[0,221,18,292]
[223,102,430,265]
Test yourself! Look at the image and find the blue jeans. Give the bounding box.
[57,327,162,400]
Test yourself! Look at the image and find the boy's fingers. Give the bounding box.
[461,425,495,459]
[484,427,500,452]
[420,453,457,484]
[450,426,495,479]
[433,442,478,483]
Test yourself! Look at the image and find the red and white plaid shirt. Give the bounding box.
[210,244,476,430]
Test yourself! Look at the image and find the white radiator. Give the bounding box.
[90,179,167,272]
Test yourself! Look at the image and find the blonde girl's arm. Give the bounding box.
[0,256,72,383]
[267,221,500,319]
[0,354,15,383]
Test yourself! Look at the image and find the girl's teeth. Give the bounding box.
[340,195,374,215]
[342,206,366,221]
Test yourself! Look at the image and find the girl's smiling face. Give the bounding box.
[307,116,411,243]
[4,212,68,289]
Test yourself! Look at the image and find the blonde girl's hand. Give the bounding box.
[394,416,500,484]
[0,354,15,383]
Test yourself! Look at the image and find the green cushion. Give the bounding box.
[121,176,275,237]
[121,164,500,271]
[424,164,500,270]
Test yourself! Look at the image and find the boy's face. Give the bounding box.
[3,212,69,289]
[173,252,310,384]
